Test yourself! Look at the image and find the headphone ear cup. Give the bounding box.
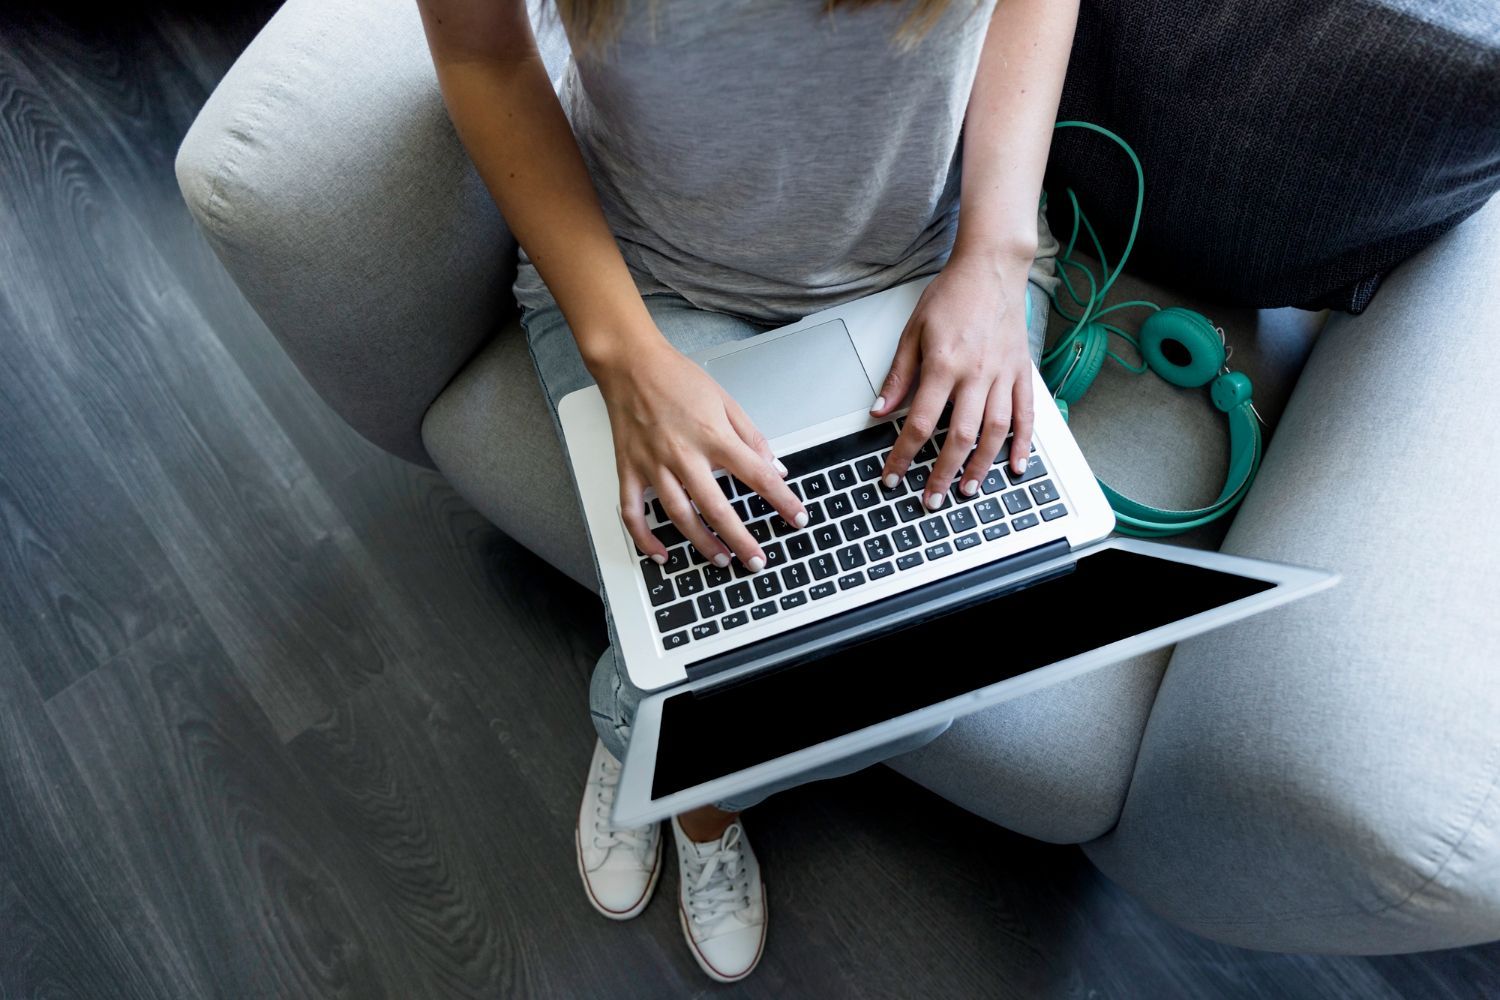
[1139,308,1225,389]
[1049,322,1110,404]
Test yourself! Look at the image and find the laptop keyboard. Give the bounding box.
[638,416,1069,651]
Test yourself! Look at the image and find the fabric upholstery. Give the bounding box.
[175,0,520,466]
[1048,0,1500,313]
[1084,194,1500,952]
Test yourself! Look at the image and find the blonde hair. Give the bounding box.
[554,0,959,55]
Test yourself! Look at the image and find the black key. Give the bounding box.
[727,582,754,608]
[788,481,803,501]
[770,514,798,537]
[731,476,751,496]
[840,514,870,540]
[651,498,668,523]
[864,535,893,561]
[828,465,857,490]
[748,520,773,543]
[1013,512,1040,531]
[1040,503,1069,521]
[652,522,687,549]
[1030,479,1061,505]
[983,523,1011,541]
[780,591,808,610]
[781,563,810,590]
[920,516,949,542]
[753,573,783,599]
[954,532,981,552]
[746,493,774,518]
[663,630,689,650]
[855,456,883,481]
[947,507,977,533]
[905,466,931,493]
[810,582,837,600]
[877,477,907,501]
[698,591,726,617]
[722,611,749,630]
[925,541,953,560]
[715,476,734,500]
[993,436,1036,469]
[869,506,898,532]
[731,499,750,521]
[804,501,827,526]
[691,621,719,640]
[731,557,756,578]
[781,423,900,479]
[802,473,831,498]
[654,600,697,634]
[640,557,667,590]
[837,571,866,590]
[676,569,704,596]
[643,574,674,607]
[763,542,787,568]
[1006,454,1047,485]
[922,490,950,512]
[867,561,894,580]
[950,482,979,504]
[788,534,814,559]
[897,552,924,571]
[893,526,921,551]
[896,497,925,522]
[810,554,838,580]
[980,468,1007,494]
[751,600,778,620]
[689,548,706,565]
[851,484,880,509]
[974,498,1004,524]
[663,547,690,574]
[825,493,853,518]
[836,544,866,571]
[1002,489,1033,515]
[813,525,842,550]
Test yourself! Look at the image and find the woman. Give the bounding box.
[417,0,1076,982]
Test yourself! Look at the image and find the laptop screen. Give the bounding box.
[652,546,1273,799]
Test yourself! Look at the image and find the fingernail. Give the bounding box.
[794,511,809,528]
[713,553,730,567]
[651,553,666,565]
[962,479,979,496]
[925,492,943,510]
[883,473,899,489]
[747,555,766,573]
[773,458,788,476]
[870,395,886,414]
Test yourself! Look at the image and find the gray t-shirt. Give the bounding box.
[513,0,1055,326]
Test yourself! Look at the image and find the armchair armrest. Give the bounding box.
[176,0,519,466]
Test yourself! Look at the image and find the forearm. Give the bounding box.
[954,0,1079,272]
[416,0,661,373]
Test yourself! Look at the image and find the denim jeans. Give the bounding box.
[522,283,1049,813]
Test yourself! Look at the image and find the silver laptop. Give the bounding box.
[557,277,1337,826]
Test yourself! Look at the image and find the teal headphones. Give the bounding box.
[1040,121,1264,537]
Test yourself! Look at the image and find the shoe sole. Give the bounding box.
[677,882,768,984]
[575,824,663,921]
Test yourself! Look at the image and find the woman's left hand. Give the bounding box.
[873,253,1037,511]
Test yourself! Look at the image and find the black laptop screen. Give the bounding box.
[652,547,1273,799]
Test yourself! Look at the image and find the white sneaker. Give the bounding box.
[671,815,767,983]
[576,740,662,920]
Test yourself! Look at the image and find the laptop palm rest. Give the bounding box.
[702,319,877,440]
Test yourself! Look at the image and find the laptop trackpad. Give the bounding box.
[703,320,877,440]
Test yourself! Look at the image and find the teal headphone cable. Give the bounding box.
[1041,121,1264,537]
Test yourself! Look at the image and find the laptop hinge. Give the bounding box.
[684,538,1072,684]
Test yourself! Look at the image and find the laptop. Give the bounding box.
[557,276,1337,826]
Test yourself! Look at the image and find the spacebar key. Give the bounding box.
[780,423,900,480]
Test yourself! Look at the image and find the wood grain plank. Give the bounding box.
[43,611,405,1000]
[0,43,419,740]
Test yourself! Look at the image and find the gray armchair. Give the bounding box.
[177,0,1500,953]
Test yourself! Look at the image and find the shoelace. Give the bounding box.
[591,755,653,861]
[682,824,753,927]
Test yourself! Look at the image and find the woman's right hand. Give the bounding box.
[595,339,808,572]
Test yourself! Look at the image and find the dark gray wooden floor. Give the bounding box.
[1,6,1497,998]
